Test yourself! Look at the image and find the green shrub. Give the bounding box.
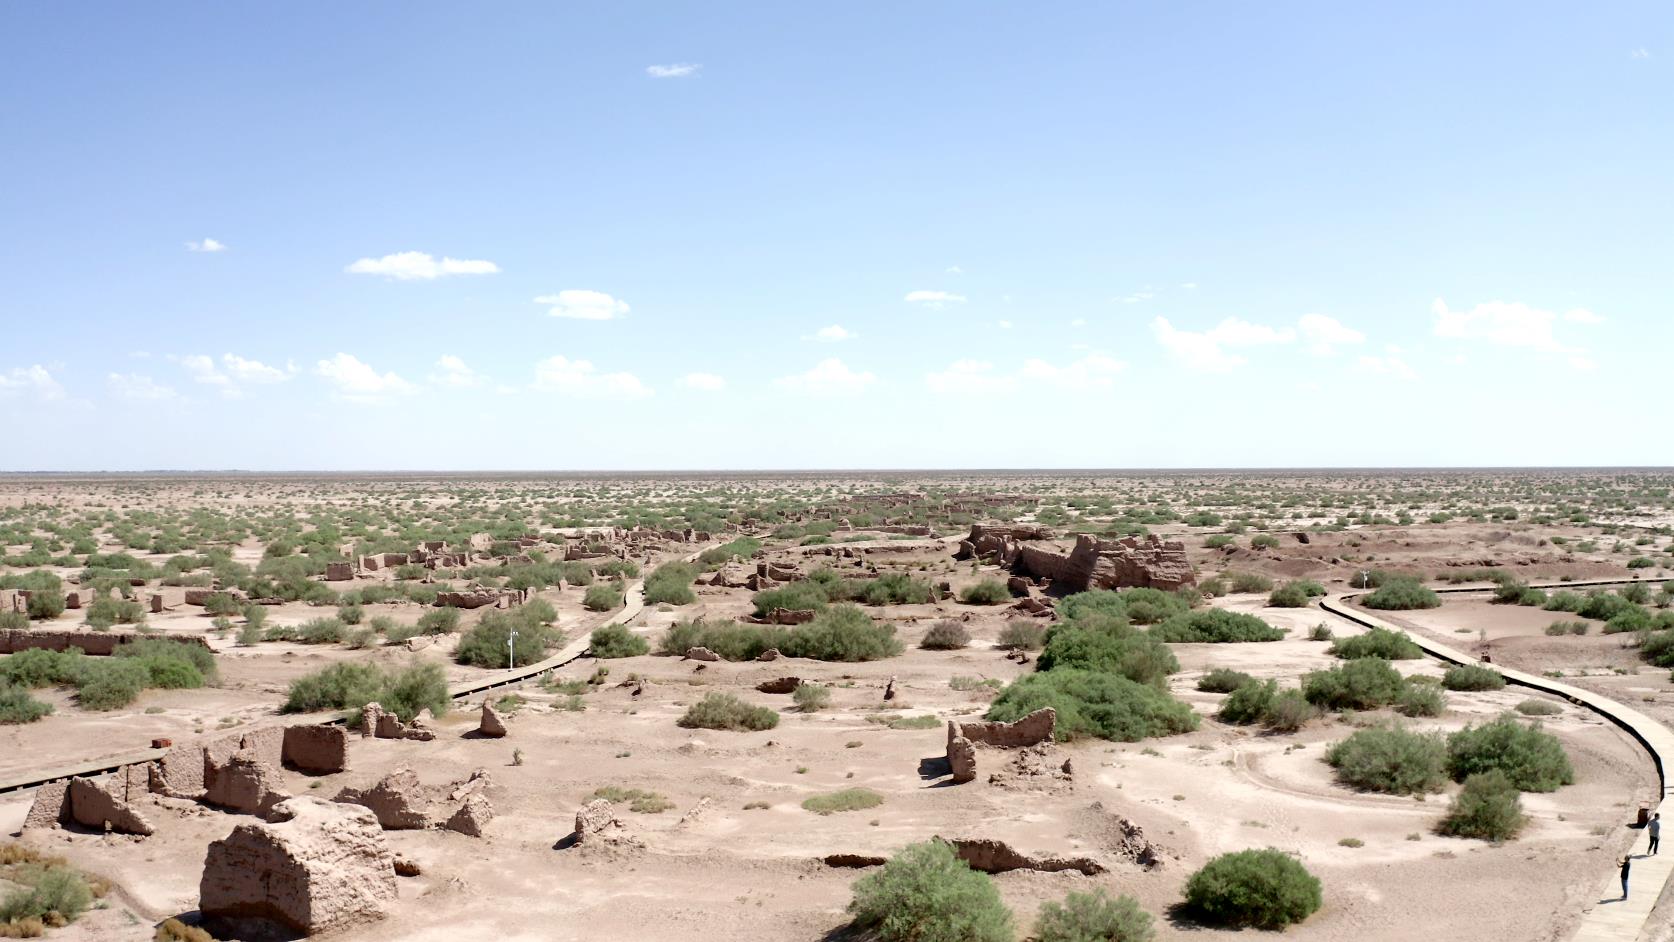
[0,865,94,926]
[590,785,672,813]
[1445,715,1573,792]
[643,562,698,606]
[282,662,448,723]
[1307,624,1334,642]
[76,659,150,710]
[802,787,882,815]
[1396,681,1445,717]
[1545,620,1588,636]
[583,583,624,612]
[1038,623,1179,687]
[84,595,146,629]
[1324,724,1447,794]
[457,611,559,667]
[751,582,828,616]
[1250,534,1280,550]
[1217,679,1276,725]
[296,617,346,645]
[1330,627,1421,660]
[678,692,779,731]
[417,608,461,635]
[0,611,27,630]
[0,648,81,688]
[1151,610,1283,643]
[26,591,66,620]
[1198,576,1228,597]
[1579,590,1639,621]
[779,605,903,661]
[996,622,1047,651]
[986,669,1199,742]
[1267,583,1311,608]
[847,840,1013,942]
[1442,664,1505,691]
[1361,578,1440,610]
[1034,889,1153,942]
[590,624,649,659]
[793,683,831,712]
[1515,699,1562,716]
[1197,668,1256,693]
[658,619,787,661]
[860,571,934,606]
[696,536,762,569]
[1227,572,1274,593]
[1302,658,1405,710]
[1543,590,1586,613]
[0,684,53,724]
[920,620,970,650]
[1262,689,1317,732]
[960,579,1011,605]
[1438,769,1525,841]
[1182,848,1322,929]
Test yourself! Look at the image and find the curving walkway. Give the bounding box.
[1320,592,1674,942]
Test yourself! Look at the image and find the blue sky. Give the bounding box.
[0,3,1667,470]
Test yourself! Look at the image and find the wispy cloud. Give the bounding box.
[429,355,483,388]
[1151,317,1295,372]
[1296,313,1366,355]
[905,290,966,309]
[0,365,65,401]
[1631,47,1652,59]
[535,290,630,321]
[316,353,417,401]
[682,372,726,391]
[531,356,652,399]
[926,355,1126,395]
[345,251,500,281]
[1431,298,1595,353]
[647,63,701,78]
[1357,355,1417,380]
[185,238,226,253]
[807,325,854,343]
[775,358,876,396]
[107,372,178,401]
[173,353,290,397]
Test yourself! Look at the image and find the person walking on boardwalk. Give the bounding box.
[1621,855,1632,899]
[1650,813,1662,855]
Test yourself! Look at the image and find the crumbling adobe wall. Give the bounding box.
[0,630,213,656]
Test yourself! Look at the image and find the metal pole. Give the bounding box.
[508,628,518,670]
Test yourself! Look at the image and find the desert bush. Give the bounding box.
[1197,576,1228,597]
[1445,715,1573,792]
[847,840,1013,942]
[1395,681,1445,717]
[583,583,624,612]
[154,917,214,942]
[803,787,883,815]
[1442,664,1505,691]
[1261,689,1317,732]
[860,572,934,606]
[1251,534,1280,550]
[920,620,970,650]
[1302,658,1405,710]
[658,619,787,661]
[960,579,1011,605]
[589,624,649,659]
[793,683,831,712]
[643,562,698,606]
[696,536,762,569]
[1267,583,1311,608]
[678,692,779,731]
[456,611,559,667]
[0,865,93,927]
[987,669,1199,742]
[590,785,673,814]
[296,617,346,645]
[1151,610,1284,643]
[200,592,241,617]
[1182,848,1322,929]
[1580,590,1640,621]
[1038,623,1179,687]
[75,659,150,710]
[1034,888,1153,942]
[1360,578,1440,610]
[1216,679,1275,725]
[1227,572,1274,593]
[0,648,82,688]
[282,662,448,723]
[996,622,1047,651]
[1197,668,1256,693]
[1330,627,1421,660]
[1324,724,1447,794]
[0,611,26,631]
[779,605,903,661]
[0,685,52,725]
[83,596,146,629]
[1514,699,1562,716]
[750,582,828,617]
[1204,534,1235,549]
[25,591,66,620]
[1438,769,1525,841]
[1308,623,1334,641]
[416,608,460,635]
[1545,620,1589,636]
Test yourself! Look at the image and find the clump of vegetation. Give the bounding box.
[591,785,673,814]
[643,562,698,605]
[282,662,448,724]
[1324,724,1447,794]
[996,622,1047,651]
[416,608,460,635]
[1361,577,1441,610]
[583,583,624,612]
[1034,888,1154,942]
[781,605,903,661]
[1441,664,1505,691]
[1302,658,1406,710]
[678,692,779,731]
[1037,621,1179,687]
[1445,715,1574,792]
[986,669,1199,742]
[590,624,649,659]
[1182,848,1322,929]
[793,683,831,712]
[920,620,970,650]
[1197,668,1256,693]
[1227,572,1274,594]
[1268,580,1325,608]
[456,609,561,668]
[859,571,934,606]
[0,684,53,725]
[1515,699,1562,717]
[1438,770,1525,841]
[803,787,884,815]
[1330,627,1422,660]
[1151,610,1284,643]
[847,840,1013,942]
[1395,680,1446,717]
[0,843,103,933]
[1545,620,1588,636]
[959,579,1011,605]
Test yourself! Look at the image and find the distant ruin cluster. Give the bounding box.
[954,524,1196,592]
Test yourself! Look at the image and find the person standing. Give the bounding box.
[1621,855,1632,900]
[1650,813,1662,856]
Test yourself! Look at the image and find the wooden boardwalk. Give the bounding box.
[1321,595,1674,941]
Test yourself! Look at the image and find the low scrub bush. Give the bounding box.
[0,684,53,724]
[1262,689,1317,732]
[75,659,150,710]
[1267,583,1311,608]
[589,624,649,659]
[847,840,1013,942]
[1227,572,1274,593]
[1324,724,1447,794]
[802,787,883,815]
[780,605,903,661]
[920,620,970,650]
[1302,658,1406,710]
[0,864,94,928]
[1545,620,1589,636]
[1360,578,1440,610]
[643,562,698,606]
[1438,769,1525,841]
[1216,679,1276,725]
[1445,715,1573,792]
[1396,681,1445,717]
[1182,848,1322,929]
[1516,699,1563,716]
[659,618,784,661]
[591,785,672,814]
[751,582,828,617]
[282,662,448,723]
[1038,623,1179,687]
[1151,610,1284,643]
[1197,668,1256,693]
[986,668,1199,742]
[678,692,779,731]
[996,622,1047,651]
[1034,888,1154,942]
[416,608,460,635]
[792,683,831,712]
[1441,664,1505,691]
[457,610,560,668]
[959,579,1011,605]
[860,572,933,606]
[1330,627,1422,660]
[583,583,624,612]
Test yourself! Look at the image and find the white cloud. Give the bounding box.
[904,290,966,309]
[1569,355,1597,370]
[172,353,289,397]
[107,372,177,401]
[775,358,876,397]
[682,372,726,391]
[221,354,289,384]
[647,63,701,78]
[345,251,500,281]
[1070,318,1087,327]
[926,355,1126,395]
[1180,282,1198,290]
[808,325,854,343]
[1297,313,1366,355]
[429,355,482,388]
[0,365,65,400]
[997,320,1013,329]
[185,238,226,253]
[1357,355,1417,380]
[1631,48,1651,59]
[176,354,230,387]
[535,290,630,321]
[945,265,964,274]
[531,356,652,400]
[316,353,417,400]
[1151,316,1294,372]
[1431,298,1595,352]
